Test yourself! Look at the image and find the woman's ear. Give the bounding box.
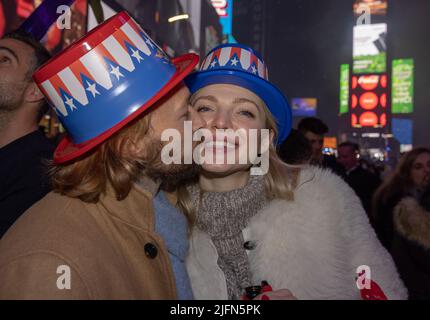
[24,82,45,104]
[269,129,275,146]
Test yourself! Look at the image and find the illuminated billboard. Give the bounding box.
[339,64,350,115]
[291,98,317,117]
[0,0,87,53]
[392,59,414,114]
[211,0,235,42]
[354,0,387,16]
[351,74,388,128]
[353,23,387,74]
[323,137,338,150]
[392,118,413,152]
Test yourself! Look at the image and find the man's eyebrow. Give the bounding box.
[0,46,19,63]
[190,95,218,105]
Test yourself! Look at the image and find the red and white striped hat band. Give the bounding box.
[33,12,176,144]
[200,45,269,80]
[36,17,169,118]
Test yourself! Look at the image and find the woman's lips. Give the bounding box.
[204,140,237,153]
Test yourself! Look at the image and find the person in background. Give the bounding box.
[278,128,312,165]
[337,141,381,217]
[0,30,54,238]
[359,157,381,178]
[391,182,430,300]
[372,147,430,251]
[297,117,345,177]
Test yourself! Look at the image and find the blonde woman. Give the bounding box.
[181,44,407,300]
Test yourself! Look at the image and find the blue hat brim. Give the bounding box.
[185,69,292,144]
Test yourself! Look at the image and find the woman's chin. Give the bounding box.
[201,163,250,176]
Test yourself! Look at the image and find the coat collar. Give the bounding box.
[97,176,161,231]
[297,165,316,189]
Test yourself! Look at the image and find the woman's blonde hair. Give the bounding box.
[177,101,301,225]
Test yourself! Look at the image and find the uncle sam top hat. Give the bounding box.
[185,43,292,144]
[33,11,198,164]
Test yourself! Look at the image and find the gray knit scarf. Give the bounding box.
[188,175,267,299]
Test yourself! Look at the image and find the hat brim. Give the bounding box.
[54,53,199,164]
[184,69,292,144]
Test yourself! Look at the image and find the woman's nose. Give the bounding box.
[212,110,232,130]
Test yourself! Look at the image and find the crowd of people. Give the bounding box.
[279,118,430,299]
[0,12,428,300]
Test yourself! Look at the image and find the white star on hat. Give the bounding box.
[86,81,100,98]
[251,65,257,74]
[230,57,239,66]
[131,48,144,63]
[110,65,124,80]
[65,96,77,111]
[210,60,217,68]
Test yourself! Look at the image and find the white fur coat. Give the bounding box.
[186,166,408,300]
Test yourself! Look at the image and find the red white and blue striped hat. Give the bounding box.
[34,11,198,163]
[185,43,292,144]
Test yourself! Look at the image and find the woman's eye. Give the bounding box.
[238,110,255,118]
[196,106,212,113]
[0,56,10,63]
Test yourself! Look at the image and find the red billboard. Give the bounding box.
[350,73,388,128]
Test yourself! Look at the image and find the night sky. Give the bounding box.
[235,0,430,147]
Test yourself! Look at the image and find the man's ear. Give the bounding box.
[126,136,148,158]
[24,82,45,104]
[127,139,141,157]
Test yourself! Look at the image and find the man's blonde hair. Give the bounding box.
[50,114,156,203]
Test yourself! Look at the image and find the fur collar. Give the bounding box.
[394,197,430,249]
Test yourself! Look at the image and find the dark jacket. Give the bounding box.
[391,197,430,300]
[322,154,345,178]
[0,130,54,237]
[373,191,406,250]
[344,166,381,216]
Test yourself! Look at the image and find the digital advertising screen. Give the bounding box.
[339,64,350,115]
[291,98,317,117]
[323,137,338,150]
[353,23,387,74]
[350,73,388,128]
[0,0,87,53]
[392,118,413,151]
[353,0,388,16]
[392,59,414,114]
[210,0,235,42]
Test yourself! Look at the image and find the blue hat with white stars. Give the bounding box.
[185,43,292,144]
